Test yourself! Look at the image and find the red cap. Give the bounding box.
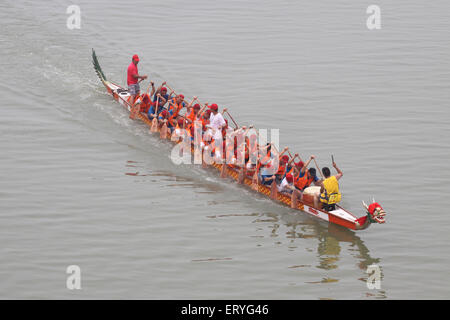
[132,54,139,61]
[209,103,218,111]
[178,94,184,99]
[160,87,167,92]
[177,118,184,126]
[193,104,200,110]
[295,161,304,168]
[160,109,168,117]
[281,155,289,163]
[286,174,293,182]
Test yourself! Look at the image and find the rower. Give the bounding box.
[227,125,251,167]
[286,158,304,179]
[294,155,321,192]
[246,133,259,171]
[319,161,343,211]
[134,81,155,113]
[158,109,174,133]
[258,144,275,185]
[190,103,201,121]
[184,103,201,140]
[201,109,211,132]
[173,118,185,139]
[186,103,197,123]
[127,54,147,104]
[277,173,296,194]
[147,93,164,120]
[151,82,170,110]
[274,149,290,183]
[169,94,186,116]
[158,109,169,122]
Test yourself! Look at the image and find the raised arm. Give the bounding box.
[287,153,298,167]
[155,82,165,94]
[279,147,289,157]
[301,155,315,174]
[333,162,343,180]
[186,96,197,109]
[149,81,155,96]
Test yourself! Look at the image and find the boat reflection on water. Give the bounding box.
[272,211,379,270]
[266,211,386,298]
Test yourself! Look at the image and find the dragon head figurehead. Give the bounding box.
[362,199,386,224]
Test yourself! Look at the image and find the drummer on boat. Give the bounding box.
[127,54,147,104]
[319,161,343,211]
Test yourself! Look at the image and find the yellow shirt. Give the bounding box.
[320,176,341,204]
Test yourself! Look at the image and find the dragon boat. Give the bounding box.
[92,49,386,231]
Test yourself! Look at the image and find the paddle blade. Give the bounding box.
[291,189,300,209]
[270,179,278,200]
[237,167,245,184]
[220,164,227,178]
[251,171,259,191]
[171,127,181,141]
[129,101,140,119]
[160,122,168,139]
[150,118,158,132]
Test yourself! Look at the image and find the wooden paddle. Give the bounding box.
[150,95,160,132]
[163,83,192,106]
[160,119,168,139]
[196,101,210,119]
[224,109,239,130]
[144,81,153,95]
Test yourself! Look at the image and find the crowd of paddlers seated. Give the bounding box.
[129,81,342,211]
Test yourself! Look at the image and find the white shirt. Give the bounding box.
[259,156,275,176]
[209,112,226,140]
[278,177,293,192]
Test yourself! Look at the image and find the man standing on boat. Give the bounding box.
[206,104,227,160]
[127,54,147,104]
[208,104,227,138]
[319,161,343,211]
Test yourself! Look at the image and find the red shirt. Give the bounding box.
[127,62,138,85]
